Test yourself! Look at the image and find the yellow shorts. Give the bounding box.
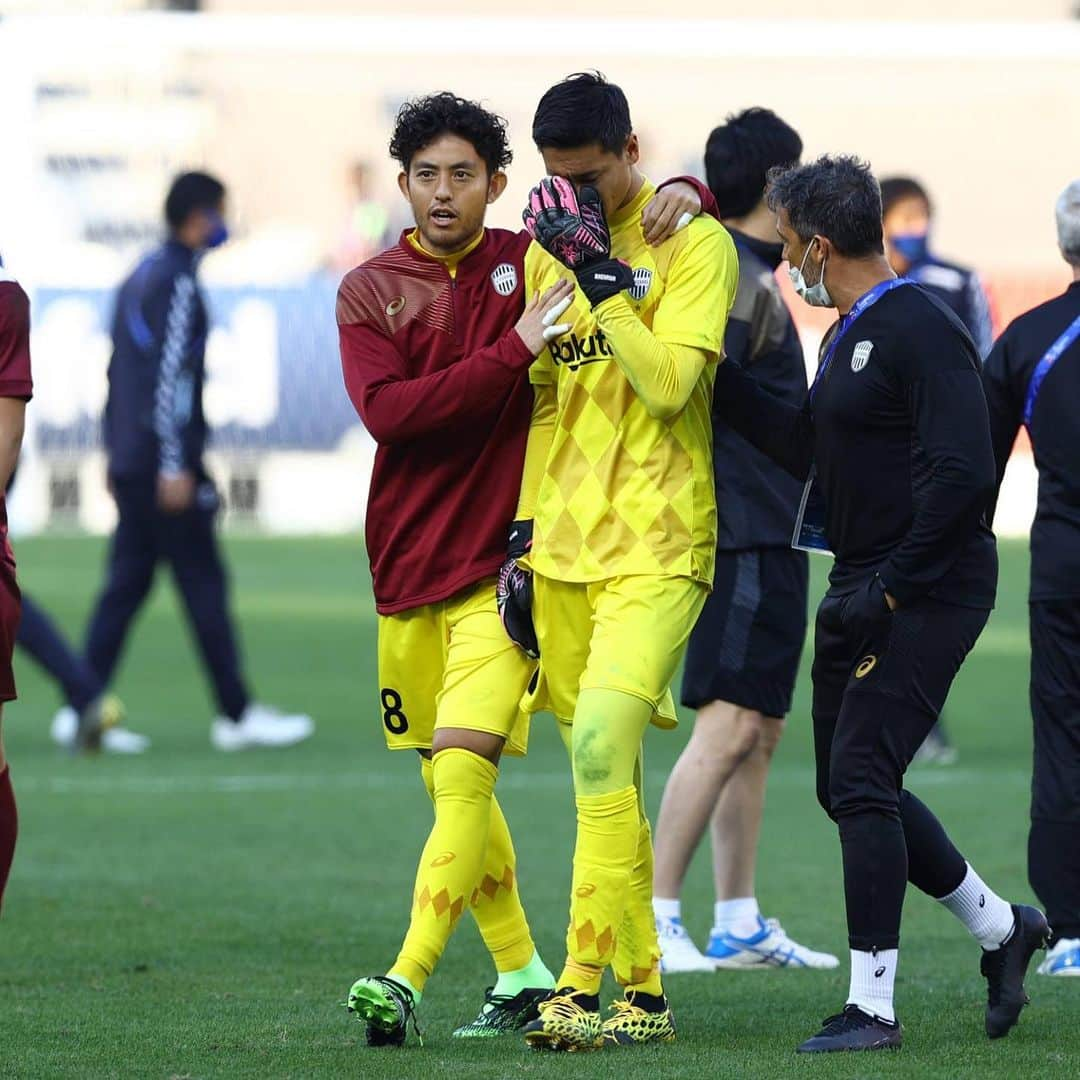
[525,574,708,729]
[376,578,534,756]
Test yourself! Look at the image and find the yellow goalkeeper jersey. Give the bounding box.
[524,179,738,585]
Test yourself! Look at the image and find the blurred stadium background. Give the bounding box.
[1,2,1078,541]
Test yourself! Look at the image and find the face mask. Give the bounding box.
[205,214,229,249]
[890,232,929,264]
[788,238,833,308]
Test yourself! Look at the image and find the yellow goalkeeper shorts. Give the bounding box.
[524,573,708,729]
[376,577,534,756]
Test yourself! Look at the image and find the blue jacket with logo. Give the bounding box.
[105,240,208,477]
[906,253,994,359]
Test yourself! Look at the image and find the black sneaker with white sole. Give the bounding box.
[796,1004,902,1053]
[981,903,1051,1039]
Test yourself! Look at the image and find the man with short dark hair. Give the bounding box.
[982,177,1080,979]
[513,72,739,1050]
[713,154,1047,1052]
[652,108,836,974]
[82,172,313,752]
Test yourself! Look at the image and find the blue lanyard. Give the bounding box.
[1023,312,1080,430]
[809,277,913,402]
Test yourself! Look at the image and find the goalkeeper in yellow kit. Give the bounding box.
[505,73,739,1051]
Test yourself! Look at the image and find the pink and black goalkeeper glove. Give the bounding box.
[523,177,633,308]
[496,520,539,659]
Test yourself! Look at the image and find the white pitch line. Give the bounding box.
[14,765,1030,796]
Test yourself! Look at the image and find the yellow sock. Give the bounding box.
[392,748,497,991]
[471,794,538,973]
[561,784,640,995]
[419,754,435,800]
[613,816,664,997]
[420,754,537,975]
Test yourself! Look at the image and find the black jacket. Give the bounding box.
[712,230,808,551]
[983,280,1080,600]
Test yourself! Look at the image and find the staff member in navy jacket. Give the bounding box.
[83,172,313,752]
[983,178,1080,979]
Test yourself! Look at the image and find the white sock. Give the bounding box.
[938,862,1015,950]
[653,896,681,922]
[847,948,897,1023]
[714,897,760,938]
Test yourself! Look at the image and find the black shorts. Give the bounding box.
[681,547,809,717]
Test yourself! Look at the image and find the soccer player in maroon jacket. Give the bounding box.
[337,92,711,1045]
[0,262,34,913]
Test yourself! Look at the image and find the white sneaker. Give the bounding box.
[50,705,150,754]
[706,915,839,969]
[210,702,314,751]
[1037,937,1080,976]
[657,915,716,973]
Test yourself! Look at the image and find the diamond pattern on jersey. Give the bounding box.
[523,191,734,585]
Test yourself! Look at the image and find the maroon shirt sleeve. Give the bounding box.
[337,280,534,446]
[0,283,33,401]
[656,175,721,222]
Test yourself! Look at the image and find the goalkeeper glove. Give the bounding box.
[523,177,633,308]
[496,520,539,659]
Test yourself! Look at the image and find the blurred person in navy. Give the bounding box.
[82,172,313,752]
[881,177,994,359]
[983,178,1080,979]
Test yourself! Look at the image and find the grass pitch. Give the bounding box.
[0,536,1074,1078]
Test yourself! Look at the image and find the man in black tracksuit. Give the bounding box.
[982,177,1080,976]
[84,172,312,752]
[712,155,1047,1052]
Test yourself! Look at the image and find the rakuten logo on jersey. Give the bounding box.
[549,329,613,371]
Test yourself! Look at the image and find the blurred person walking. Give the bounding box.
[881,176,994,358]
[651,109,835,975]
[982,178,1080,978]
[78,172,313,753]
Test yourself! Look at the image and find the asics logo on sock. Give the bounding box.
[549,330,614,371]
[576,883,597,898]
[430,851,457,867]
[874,965,886,978]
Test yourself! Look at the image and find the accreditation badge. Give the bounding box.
[792,465,834,557]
